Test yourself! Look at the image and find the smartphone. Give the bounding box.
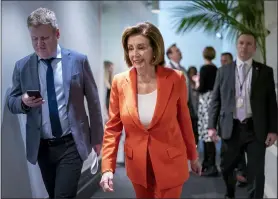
[26,90,43,99]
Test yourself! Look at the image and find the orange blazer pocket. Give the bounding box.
[166,147,185,159]
[125,145,133,159]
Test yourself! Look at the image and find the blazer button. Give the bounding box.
[38,127,41,131]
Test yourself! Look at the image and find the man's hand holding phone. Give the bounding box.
[22,92,44,108]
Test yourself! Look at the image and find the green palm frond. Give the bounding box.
[170,0,267,63]
[172,1,224,30]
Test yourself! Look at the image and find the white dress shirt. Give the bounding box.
[170,60,180,69]
[234,57,253,119]
[38,45,71,139]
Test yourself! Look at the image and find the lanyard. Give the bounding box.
[236,65,252,94]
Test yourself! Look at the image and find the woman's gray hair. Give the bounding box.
[27,7,58,29]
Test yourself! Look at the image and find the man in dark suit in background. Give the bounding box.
[166,44,190,94]
[208,32,277,199]
[220,52,233,66]
[7,8,103,198]
[166,44,198,145]
[221,52,248,187]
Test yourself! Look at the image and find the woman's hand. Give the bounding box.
[192,74,200,89]
[99,171,114,192]
[190,159,202,176]
[208,129,219,143]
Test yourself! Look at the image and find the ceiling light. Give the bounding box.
[151,1,160,14]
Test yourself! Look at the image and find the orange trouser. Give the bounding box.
[132,182,183,198]
[132,151,183,198]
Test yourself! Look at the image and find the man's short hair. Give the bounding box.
[237,32,257,42]
[27,7,58,29]
[221,52,233,60]
[166,43,177,59]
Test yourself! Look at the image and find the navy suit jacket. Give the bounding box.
[7,48,104,164]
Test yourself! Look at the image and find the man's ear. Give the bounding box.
[56,29,60,39]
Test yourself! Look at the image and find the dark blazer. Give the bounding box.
[169,62,197,118]
[208,60,277,142]
[7,48,104,164]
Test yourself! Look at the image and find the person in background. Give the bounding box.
[187,66,199,145]
[197,46,218,177]
[7,8,103,198]
[220,52,233,66]
[221,52,248,187]
[166,44,196,146]
[208,32,277,199]
[103,60,126,165]
[99,22,201,198]
[166,44,190,101]
[166,44,186,74]
[104,60,114,121]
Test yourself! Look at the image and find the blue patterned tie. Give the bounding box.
[43,58,63,138]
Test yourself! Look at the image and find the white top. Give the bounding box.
[137,89,157,128]
[234,57,253,119]
[38,44,70,139]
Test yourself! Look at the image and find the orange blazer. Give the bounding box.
[101,66,198,190]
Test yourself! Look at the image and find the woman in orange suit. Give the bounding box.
[99,22,202,198]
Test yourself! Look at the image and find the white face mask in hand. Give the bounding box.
[90,148,99,175]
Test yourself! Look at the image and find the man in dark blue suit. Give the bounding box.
[166,44,198,145]
[7,7,103,198]
[221,52,247,187]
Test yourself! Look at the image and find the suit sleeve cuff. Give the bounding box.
[21,100,30,112]
[188,151,199,161]
[102,161,116,174]
[102,169,114,175]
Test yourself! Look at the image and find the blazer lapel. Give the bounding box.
[230,61,236,93]
[228,62,236,109]
[122,68,145,130]
[122,67,173,131]
[250,60,260,98]
[28,53,41,126]
[169,62,175,69]
[29,53,40,91]
[148,66,173,129]
[61,48,72,106]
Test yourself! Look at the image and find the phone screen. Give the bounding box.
[27,90,42,99]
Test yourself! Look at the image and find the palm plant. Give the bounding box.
[171,0,268,64]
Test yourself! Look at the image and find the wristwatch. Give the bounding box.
[21,101,30,111]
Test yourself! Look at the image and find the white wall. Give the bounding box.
[101,1,158,75]
[0,0,2,122]
[264,1,277,198]
[158,1,227,70]
[1,1,103,198]
[0,0,2,198]
[222,35,237,60]
[265,1,277,90]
